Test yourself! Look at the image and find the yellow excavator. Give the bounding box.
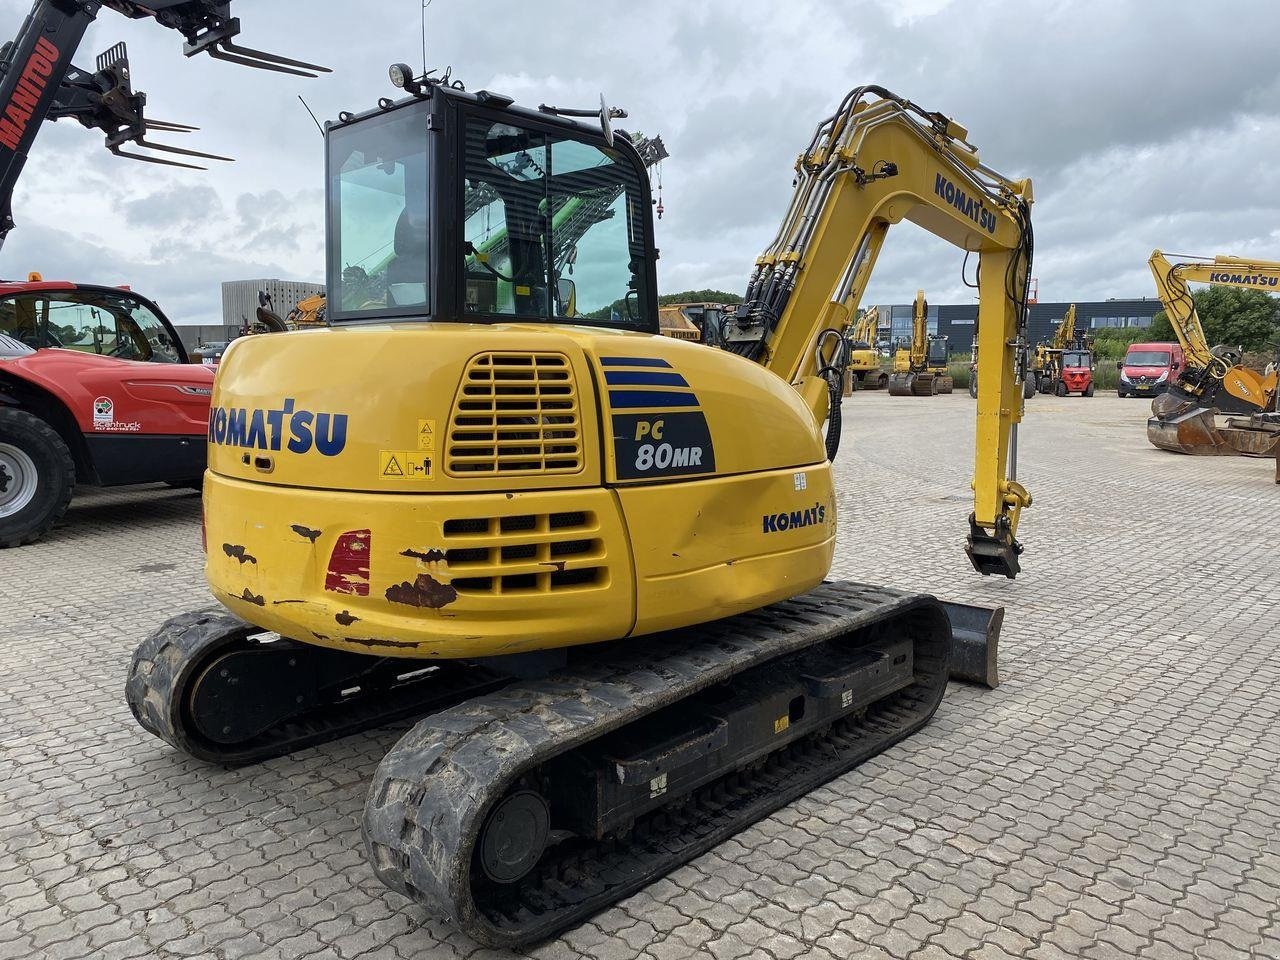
[1146,251,1279,454]
[888,290,953,395]
[843,305,889,390]
[1031,303,1070,392]
[126,81,1034,947]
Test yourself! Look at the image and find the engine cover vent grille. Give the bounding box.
[447,352,582,476]
[442,510,605,594]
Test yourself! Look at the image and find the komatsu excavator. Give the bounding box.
[843,305,888,390]
[1146,251,1280,454]
[126,79,1034,947]
[888,290,953,395]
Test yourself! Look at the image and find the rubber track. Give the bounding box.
[363,581,951,948]
[125,607,499,765]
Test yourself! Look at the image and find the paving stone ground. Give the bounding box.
[1,393,1277,960]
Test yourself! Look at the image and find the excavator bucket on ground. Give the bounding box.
[887,372,916,395]
[1149,390,1280,456]
[1146,406,1230,455]
[1220,414,1280,458]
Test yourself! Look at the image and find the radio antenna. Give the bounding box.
[298,95,324,136]
[421,0,434,73]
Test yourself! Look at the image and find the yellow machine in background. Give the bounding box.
[1031,302,1074,392]
[657,303,704,341]
[286,294,327,328]
[888,290,953,395]
[128,82,1035,948]
[1147,250,1280,454]
[844,305,888,390]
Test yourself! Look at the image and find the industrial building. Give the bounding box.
[869,298,1163,350]
[221,278,324,329]
[171,278,326,352]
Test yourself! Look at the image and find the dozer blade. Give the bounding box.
[940,601,1002,688]
[887,372,914,396]
[911,373,938,396]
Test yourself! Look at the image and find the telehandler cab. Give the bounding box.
[128,78,1035,947]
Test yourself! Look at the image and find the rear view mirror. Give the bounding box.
[556,278,577,318]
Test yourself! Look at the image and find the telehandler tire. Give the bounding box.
[0,408,74,548]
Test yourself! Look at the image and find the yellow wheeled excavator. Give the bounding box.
[126,79,1035,948]
[844,305,889,389]
[888,290,953,395]
[1146,251,1280,454]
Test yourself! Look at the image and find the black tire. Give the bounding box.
[1084,383,1095,397]
[0,408,75,548]
[1117,388,1128,398]
[1055,381,1067,397]
[1022,379,1035,400]
[968,378,978,399]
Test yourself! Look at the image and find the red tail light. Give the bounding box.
[325,529,371,596]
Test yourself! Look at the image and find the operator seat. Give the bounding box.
[386,209,428,307]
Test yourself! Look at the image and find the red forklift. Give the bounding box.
[1056,341,1096,397]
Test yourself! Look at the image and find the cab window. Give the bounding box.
[327,105,430,317]
[0,291,181,362]
[462,114,652,327]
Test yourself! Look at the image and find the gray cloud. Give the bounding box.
[0,0,1276,321]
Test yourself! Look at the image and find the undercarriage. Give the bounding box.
[127,581,999,947]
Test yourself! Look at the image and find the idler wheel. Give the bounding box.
[477,790,549,884]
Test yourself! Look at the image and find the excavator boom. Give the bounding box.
[1147,250,1280,454]
[723,87,1032,570]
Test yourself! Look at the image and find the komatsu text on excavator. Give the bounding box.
[127,78,1034,947]
[1146,250,1279,454]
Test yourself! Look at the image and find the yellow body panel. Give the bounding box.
[204,324,833,659]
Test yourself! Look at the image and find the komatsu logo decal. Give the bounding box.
[0,37,59,151]
[1208,271,1279,288]
[208,399,348,456]
[763,503,827,533]
[934,173,997,234]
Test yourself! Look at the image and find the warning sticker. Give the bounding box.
[93,396,113,424]
[379,450,432,480]
[416,419,436,451]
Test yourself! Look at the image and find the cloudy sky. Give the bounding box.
[2,0,1279,324]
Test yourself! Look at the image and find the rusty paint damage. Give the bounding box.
[339,635,422,650]
[385,573,458,609]
[335,610,360,626]
[239,588,265,606]
[223,544,257,565]
[400,547,446,563]
[291,524,322,542]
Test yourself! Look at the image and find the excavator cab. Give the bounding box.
[327,93,658,328]
[926,335,950,371]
